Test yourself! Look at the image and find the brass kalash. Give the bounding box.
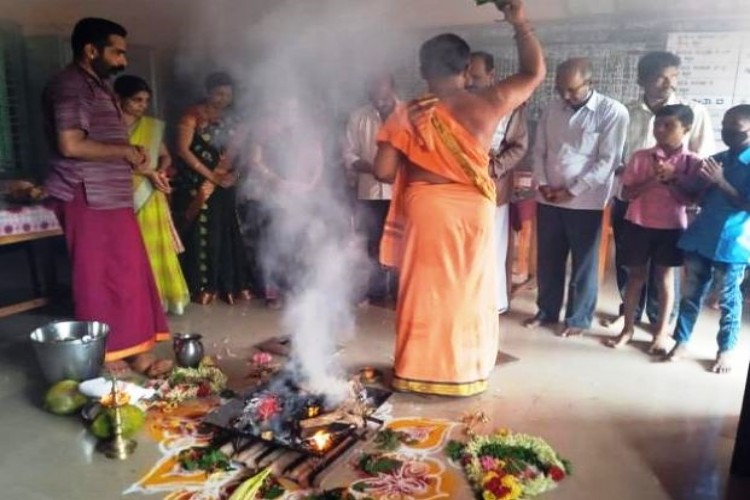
[97,374,137,459]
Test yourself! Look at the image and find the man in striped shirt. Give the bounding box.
[43,18,171,376]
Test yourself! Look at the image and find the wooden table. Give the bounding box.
[511,199,614,292]
[0,201,63,318]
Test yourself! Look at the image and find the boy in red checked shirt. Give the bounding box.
[605,104,703,352]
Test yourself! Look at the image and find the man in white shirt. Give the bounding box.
[467,51,529,314]
[607,51,715,327]
[524,58,629,337]
[342,74,399,302]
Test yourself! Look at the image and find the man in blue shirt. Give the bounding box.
[664,104,750,374]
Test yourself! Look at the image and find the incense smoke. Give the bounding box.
[178,0,419,403]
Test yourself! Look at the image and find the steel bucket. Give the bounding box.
[30,321,109,383]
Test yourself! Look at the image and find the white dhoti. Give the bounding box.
[495,203,510,312]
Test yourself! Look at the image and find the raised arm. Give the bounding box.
[479,1,546,117]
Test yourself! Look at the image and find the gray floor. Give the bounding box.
[1,277,750,499]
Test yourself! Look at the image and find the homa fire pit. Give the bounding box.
[203,371,391,487]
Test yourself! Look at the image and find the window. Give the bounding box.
[0,21,31,177]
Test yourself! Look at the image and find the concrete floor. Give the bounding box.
[1,278,750,499]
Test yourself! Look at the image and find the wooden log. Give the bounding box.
[235,442,267,465]
[254,448,285,469]
[299,412,365,429]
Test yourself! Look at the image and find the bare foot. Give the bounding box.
[600,313,624,328]
[604,329,633,349]
[146,358,174,378]
[130,353,174,378]
[664,342,689,362]
[559,326,585,338]
[523,315,554,329]
[104,360,132,378]
[711,351,735,374]
[648,334,673,355]
[130,353,155,374]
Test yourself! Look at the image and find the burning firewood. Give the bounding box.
[298,410,365,430]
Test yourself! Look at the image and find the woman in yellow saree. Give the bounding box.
[115,75,190,315]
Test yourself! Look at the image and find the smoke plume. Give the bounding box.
[177,0,419,403]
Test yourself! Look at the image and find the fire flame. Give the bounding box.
[311,430,332,451]
[307,405,321,418]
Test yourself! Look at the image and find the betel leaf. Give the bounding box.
[445,440,466,461]
[476,0,511,6]
[263,484,285,499]
[357,454,403,476]
[178,446,232,473]
[303,488,348,500]
[479,443,547,471]
[373,429,409,452]
[561,457,574,475]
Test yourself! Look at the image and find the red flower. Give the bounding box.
[548,466,566,482]
[485,477,511,497]
[197,383,211,398]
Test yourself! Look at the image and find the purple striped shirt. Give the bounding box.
[43,64,133,209]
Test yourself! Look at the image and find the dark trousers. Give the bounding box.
[611,198,680,322]
[536,204,602,328]
[238,200,269,296]
[355,200,394,300]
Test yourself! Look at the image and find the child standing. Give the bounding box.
[664,104,750,373]
[606,104,702,350]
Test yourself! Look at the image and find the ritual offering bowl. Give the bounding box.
[30,321,109,384]
[173,333,205,368]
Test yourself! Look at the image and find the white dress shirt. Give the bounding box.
[490,116,510,152]
[532,91,629,211]
[623,93,715,163]
[342,103,394,201]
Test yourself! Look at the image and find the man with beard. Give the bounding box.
[343,73,400,305]
[467,51,529,314]
[43,18,171,376]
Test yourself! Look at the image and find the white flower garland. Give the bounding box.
[459,431,570,498]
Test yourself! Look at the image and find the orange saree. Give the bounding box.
[378,101,499,397]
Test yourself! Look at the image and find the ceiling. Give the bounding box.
[0,0,746,49]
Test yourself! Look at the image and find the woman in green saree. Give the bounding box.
[173,72,250,305]
[115,75,190,315]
